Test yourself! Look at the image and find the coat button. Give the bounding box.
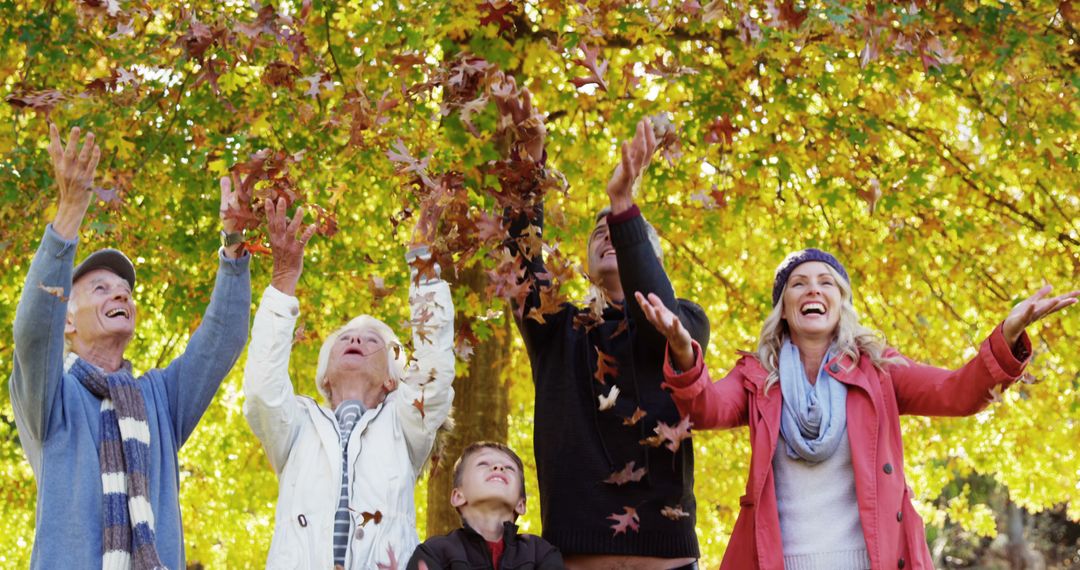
[829,363,840,373]
[898,558,906,568]
[897,510,903,522]
[297,514,308,527]
[883,463,893,474]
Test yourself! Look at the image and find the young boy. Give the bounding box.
[407,442,564,569]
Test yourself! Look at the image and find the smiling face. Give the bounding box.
[587,219,618,280]
[66,268,137,347]
[451,446,527,517]
[781,261,844,344]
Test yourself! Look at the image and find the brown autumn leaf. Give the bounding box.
[412,389,426,419]
[368,275,394,301]
[38,282,68,302]
[604,461,647,485]
[594,347,618,385]
[654,415,693,453]
[5,89,65,116]
[607,506,640,536]
[571,42,609,91]
[660,505,691,520]
[622,407,647,426]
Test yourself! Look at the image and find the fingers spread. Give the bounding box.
[64,127,80,161]
[78,132,96,166]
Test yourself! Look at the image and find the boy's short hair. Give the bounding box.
[453,441,527,502]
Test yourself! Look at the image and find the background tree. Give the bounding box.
[1,0,1077,567]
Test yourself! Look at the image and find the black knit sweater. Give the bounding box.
[509,204,710,558]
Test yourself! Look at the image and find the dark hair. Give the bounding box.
[452,441,526,502]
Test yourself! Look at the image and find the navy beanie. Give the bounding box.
[772,248,849,306]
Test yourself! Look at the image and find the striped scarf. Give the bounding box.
[333,400,365,566]
[70,357,167,570]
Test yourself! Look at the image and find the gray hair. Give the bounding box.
[314,315,407,404]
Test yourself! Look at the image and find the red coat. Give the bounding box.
[662,325,1030,570]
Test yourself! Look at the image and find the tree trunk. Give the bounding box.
[1006,499,1045,570]
[425,264,511,537]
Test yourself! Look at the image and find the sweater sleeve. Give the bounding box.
[242,285,306,474]
[9,225,79,450]
[396,247,456,473]
[608,206,710,355]
[160,248,252,446]
[504,203,573,357]
[891,323,1031,417]
[661,340,750,429]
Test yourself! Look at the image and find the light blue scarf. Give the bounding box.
[778,338,848,464]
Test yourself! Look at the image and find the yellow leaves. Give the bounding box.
[945,485,998,538]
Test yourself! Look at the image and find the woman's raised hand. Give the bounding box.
[1002,284,1080,347]
[635,291,695,371]
[266,198,317,296]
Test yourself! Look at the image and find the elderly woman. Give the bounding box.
[243,199,455,569]
[635,248,1078,570]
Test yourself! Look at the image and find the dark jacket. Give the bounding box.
[507,204,710,558]
[407,521,564,569]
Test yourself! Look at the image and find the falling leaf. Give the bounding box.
[5,89,65,116]
[858,178,883,215]
[594,347,618,385]
[368,276,394,301]
[412,389,426,419]
[598,385,620,411]
[604,461,646,485]
[610,318,629,339]
[302,72,334,98]
[987,385,1004,404]
[38,282,68,302]
[639,434,665,448]
[660,505,691,520]
[292,324,308,344]
[704,115,737,145]
[607,506,640,536]
[92,185,121,205]
[622,407,647,426]
[359,510,383,526]
[654,415,693,453]
[571,42,609,91]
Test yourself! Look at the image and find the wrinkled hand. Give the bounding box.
[606,118,658,215]
[1001,284,1079,347]
[635,291,694,371]
[219,173,243,234]
[492,74,546,163]
[266,198,317,296]
[48,124,102,239]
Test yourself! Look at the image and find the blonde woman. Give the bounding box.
[636,248,1077,570]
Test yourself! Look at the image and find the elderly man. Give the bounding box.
[500,83,710,569]
[9,124,252,569]
[243,200,455,569]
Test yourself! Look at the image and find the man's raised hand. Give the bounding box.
[48,124,102,240]
[605,118,658,215]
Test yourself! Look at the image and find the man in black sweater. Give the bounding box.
[502,92,710,570]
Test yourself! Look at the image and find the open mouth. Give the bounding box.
[800,302,826,316]
[486,474,508,485]
[343,347,364,356]
[105,308,129,319]
[599,249,615,259]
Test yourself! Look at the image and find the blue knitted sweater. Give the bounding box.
[9,225,251,569]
